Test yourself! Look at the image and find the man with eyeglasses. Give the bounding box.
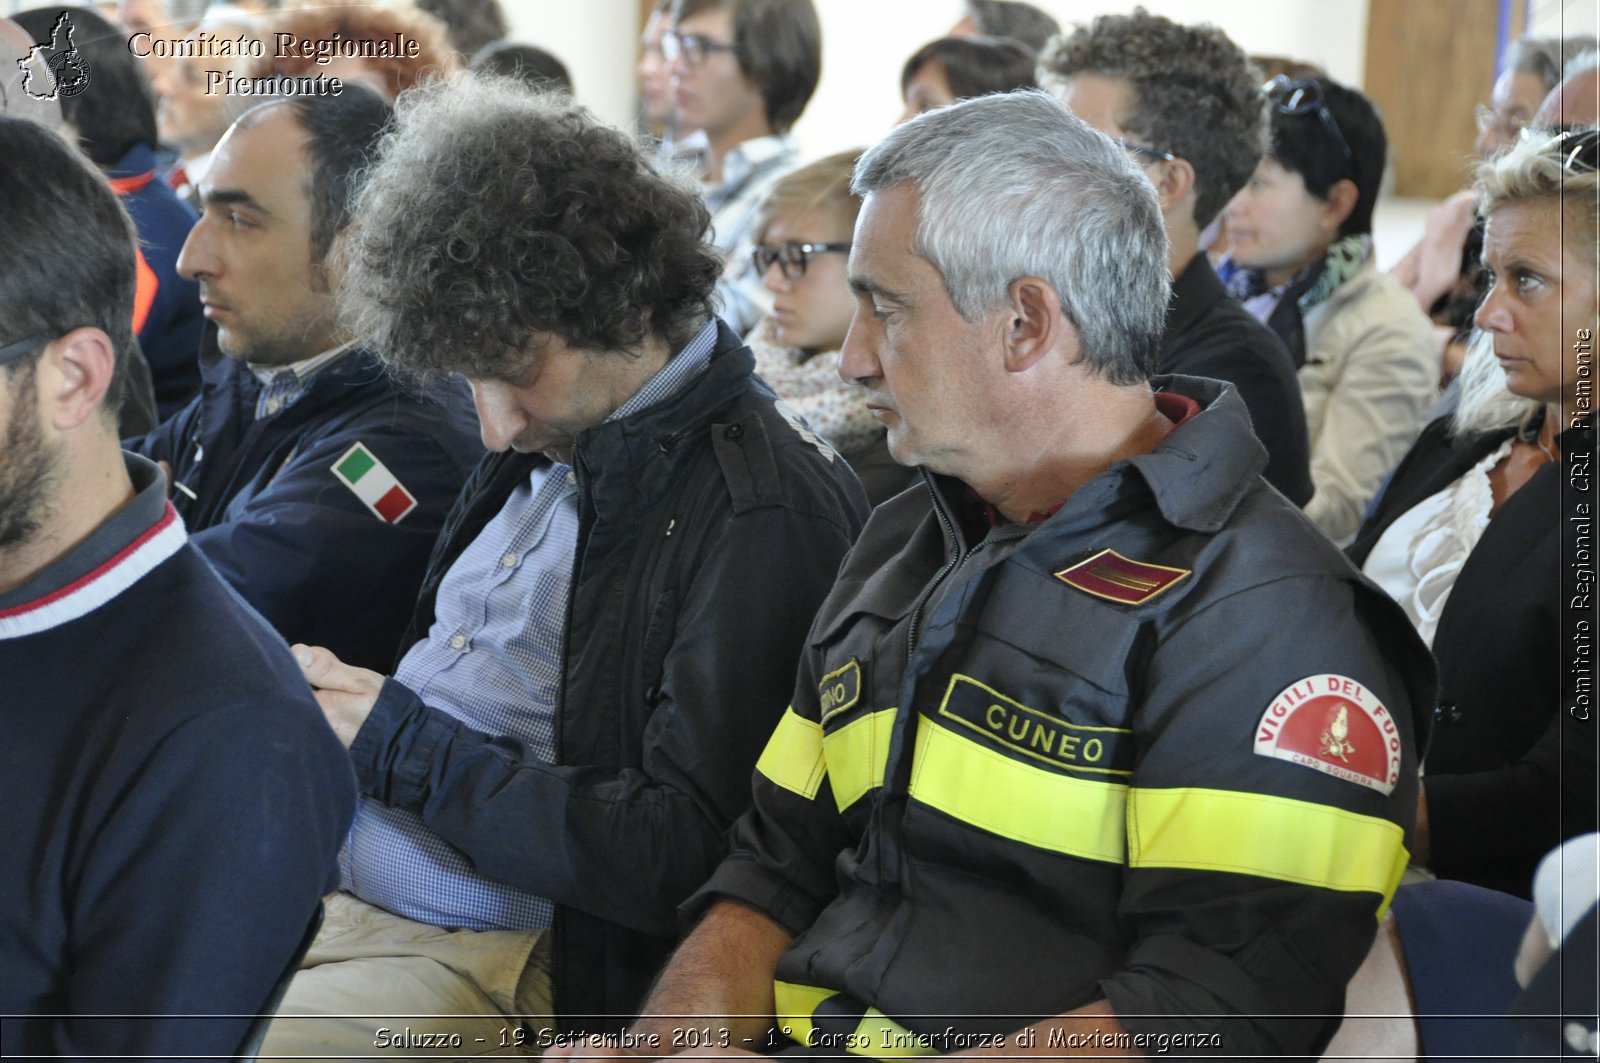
[0,115,354,1060]
[665,0,821,336]
[1041,10,1313,506]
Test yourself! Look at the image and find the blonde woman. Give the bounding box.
[1347,130,1599,897]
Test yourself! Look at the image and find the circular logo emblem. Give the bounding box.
[49,51,90,98]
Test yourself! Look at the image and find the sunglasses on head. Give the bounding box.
[751,241,851,280]
[1533,126,1600,172]
[1264,75,1354,163]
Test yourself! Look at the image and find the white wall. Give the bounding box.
[500,0,639,132]
[497,0,1375,162]
[1529,0,1600,39]
[791,0,1372,162]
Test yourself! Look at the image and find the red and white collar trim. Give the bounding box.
[0,503,186,639]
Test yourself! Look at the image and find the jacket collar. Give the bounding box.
[201,332,389,411]
[1129,375,1267,531]
[1164,252,1229,341]
[572,319,755,513]
[0,455,186,639]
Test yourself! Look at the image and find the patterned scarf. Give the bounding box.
[748,327,882,456]
[1219,234,1373,368]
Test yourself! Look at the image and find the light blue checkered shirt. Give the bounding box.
[340,321,717,932]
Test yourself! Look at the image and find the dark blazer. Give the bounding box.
[1348,414,1596,896]
[1160,253,1314,506]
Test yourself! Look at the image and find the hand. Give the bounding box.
[292,643,385,748]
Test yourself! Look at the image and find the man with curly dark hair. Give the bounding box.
[1042,8,1313,506]
[266,75,868,1054]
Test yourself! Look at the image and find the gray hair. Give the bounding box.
[851,89,1169,384]
[1506,34,1598,92]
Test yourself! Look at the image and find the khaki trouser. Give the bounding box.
[259,892,552,1060]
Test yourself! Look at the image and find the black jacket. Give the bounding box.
[1161,253,1314,506]
[697,376,1434,1057]
[357,322,869,1031]
[1348,415,1597,896]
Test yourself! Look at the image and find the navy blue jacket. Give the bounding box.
[110,143,206,420]
[126,338,483,670]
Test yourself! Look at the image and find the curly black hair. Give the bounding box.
[1041,7,1268,229]
[339,76,722,381]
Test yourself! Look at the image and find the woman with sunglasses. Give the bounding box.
[747,150,915,505]
[1346,130,1598,896]
[1221,76,1435,543]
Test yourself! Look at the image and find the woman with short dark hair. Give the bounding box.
[1221,76,1435,542]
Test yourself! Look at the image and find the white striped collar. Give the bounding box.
[0,460,188,639]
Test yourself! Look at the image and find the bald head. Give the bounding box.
[0,17,64,129]
[1533,51,1600,129]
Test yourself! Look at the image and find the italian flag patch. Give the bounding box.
[331,442,417,524]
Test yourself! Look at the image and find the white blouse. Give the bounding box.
[1361,438,1514,648]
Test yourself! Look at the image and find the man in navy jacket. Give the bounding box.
[126,87,482,671]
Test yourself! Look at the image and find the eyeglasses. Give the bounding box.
[0,335,46,368]
[751,241,851,280]
[661,29,744,67]
[1111,137,1176,162]
[1265,75,1353,163]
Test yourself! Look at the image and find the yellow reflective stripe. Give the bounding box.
[908,717,1127,863]
[853,1008,938,1058]
[774,980,833,1049]
[1128,786,1409,907]
[756,707,825,800]
[772,981,936,1058]
[821,708,898,810]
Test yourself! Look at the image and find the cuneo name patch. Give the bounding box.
[1254,674,1402,795]
[331,442,417,524]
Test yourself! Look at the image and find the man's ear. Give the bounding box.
[43,327,117,431]
[1002,276,1072,374]
[1151,155,1197,216]
[1321,178,1359,234]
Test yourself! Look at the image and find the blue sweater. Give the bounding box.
[0,456,356,1060]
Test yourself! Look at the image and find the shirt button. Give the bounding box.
[566,470,577,486]
[501,553,518,569]
[449,634,467,650]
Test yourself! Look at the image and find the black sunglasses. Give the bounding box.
[1264,76,1353,163]
[0,335,46,368]
[751,241,851,280]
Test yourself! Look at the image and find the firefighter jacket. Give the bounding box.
[690,375,1437,1058]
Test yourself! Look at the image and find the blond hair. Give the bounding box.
[753,149,863,245]
[1453,131,1600,436]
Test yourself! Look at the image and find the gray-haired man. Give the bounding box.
[573,91,1435,1059]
